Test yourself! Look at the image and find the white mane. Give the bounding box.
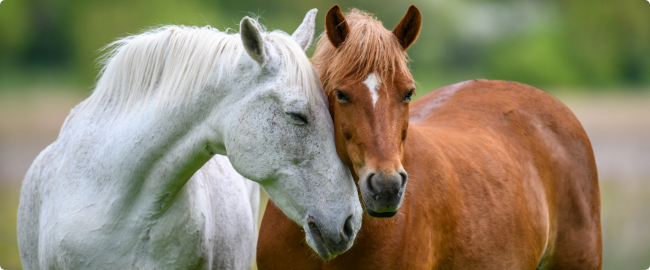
[83,20,321,117]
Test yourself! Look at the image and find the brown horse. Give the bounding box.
[257,5,602,269]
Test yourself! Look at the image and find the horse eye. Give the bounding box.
[286,112,308,125]
[334,90,350,103]
[403,89,415,102]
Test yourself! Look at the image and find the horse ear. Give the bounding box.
[325,5,350,48]
[291,9,318,51]
[392,5,421,50]
[240,17,265,64]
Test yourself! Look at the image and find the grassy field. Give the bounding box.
[0,89,649,269]
[0,182,21,270]
[600,180,650,269]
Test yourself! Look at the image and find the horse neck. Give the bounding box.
[57,84,235,213]
[399,123,460,220]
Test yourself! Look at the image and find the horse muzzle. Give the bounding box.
[359,169,407,218]
[304,211,359,259]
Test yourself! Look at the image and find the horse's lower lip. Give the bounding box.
[308,223,335,259]
[367,209,398,218]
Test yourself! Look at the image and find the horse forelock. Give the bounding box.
[80,20,321,120]
[312,9,412,95]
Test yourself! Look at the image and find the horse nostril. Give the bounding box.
[342,215,354,242]
[366,173,377,196]
[400,172,407,187]
[309,222,317,229]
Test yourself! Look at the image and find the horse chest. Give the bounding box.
[39,186,207,269]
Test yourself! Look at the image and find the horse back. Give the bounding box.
[410,79,602,269]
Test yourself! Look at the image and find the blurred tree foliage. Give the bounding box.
[0,0,649,91]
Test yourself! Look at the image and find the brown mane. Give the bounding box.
[312,9,411,94]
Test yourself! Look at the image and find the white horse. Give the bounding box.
[17,9,362,269]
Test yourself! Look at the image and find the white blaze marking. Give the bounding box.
[363,73,382,108]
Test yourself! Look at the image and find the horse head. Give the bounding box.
[218,10,363,259]
[313,5,421,218]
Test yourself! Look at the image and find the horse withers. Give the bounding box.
[18,9,362,269]
[257,5,602,269]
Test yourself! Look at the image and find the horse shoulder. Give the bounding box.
[485,81,601,268]
[403,82,561,267]
[445,79,600,268]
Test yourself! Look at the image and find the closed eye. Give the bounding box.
[334,89,350,103]
[286,112,308,125]
[403,89,415,102]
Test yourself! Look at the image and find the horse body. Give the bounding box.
[402,79,600,269]
[257,6,601,270]
[19,9,363,269]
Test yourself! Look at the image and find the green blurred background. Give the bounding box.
[3,0,650,91]
[0,0,649,269]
